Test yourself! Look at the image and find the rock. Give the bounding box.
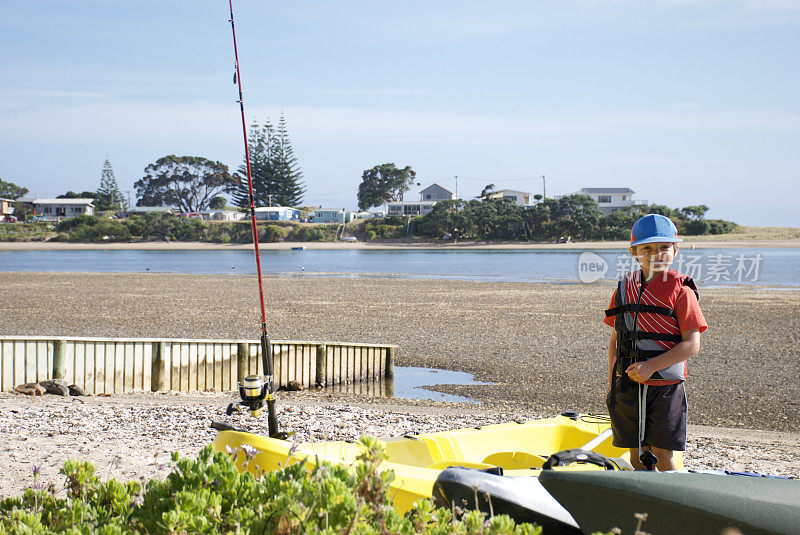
[39,380,70,396]
[286,380,303,392]
[68,384,88,396]
[14,383,45,396]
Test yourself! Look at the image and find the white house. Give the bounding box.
[1,198,14,219]
[386,201,437,217]
[484,189,532,206]
[312,208,355,224]
[203,209,246,222]
[253,207,300,221]
[32,198,94,221]
[572,188,648,215]
[419,183,455,202]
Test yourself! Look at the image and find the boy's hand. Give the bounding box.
[625,361,655,383]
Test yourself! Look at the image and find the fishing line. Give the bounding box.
[227,0,283,438]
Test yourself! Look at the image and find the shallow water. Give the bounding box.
[325,366,492,403]
[1,248,797,286]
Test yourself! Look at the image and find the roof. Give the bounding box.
[489,189,531,196]
[387,200,437,206]
[127,206,175,212]
[0,198,15,203]
[32,198,94,205]
[315,208,352,213]
[579,188,636,194]
[420,183,454,194]
[254,206,299,212]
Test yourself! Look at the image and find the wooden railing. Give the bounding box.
[0,336,395,394]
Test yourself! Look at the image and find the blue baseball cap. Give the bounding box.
[630,214,682,246]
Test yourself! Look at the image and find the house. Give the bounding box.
[312,208,355,224]
[32,198,94,221]
[572,188,648,215]
[1,198,15,219]
[254,206,301,221]
[126,206,176,216]
[419,183,455,202]
[386,201,437,217]
[484,189,532,207]
[203,209,246,222]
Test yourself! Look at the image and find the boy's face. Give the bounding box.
[630,242,678,275]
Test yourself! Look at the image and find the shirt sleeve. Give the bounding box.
[674,287,708,334]
[603,290,617,327]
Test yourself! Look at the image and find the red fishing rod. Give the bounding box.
[226,0,284,439]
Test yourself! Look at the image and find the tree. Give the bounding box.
[209,196,227,209]
[57,191,96,199]
[680,205,709,220]
[0,178,28,200]
[480,184,496,198]
[135,155,235,212]
[271,114,306,207]
[232,119,276,208]
[94,158,126,212]
[357,163,418,211]
[232,114,305,208]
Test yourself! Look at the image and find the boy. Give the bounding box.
[604,214,707,471]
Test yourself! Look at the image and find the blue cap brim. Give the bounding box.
[630,236,682,247]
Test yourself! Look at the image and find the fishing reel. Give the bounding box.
[227,374,270,418]
[225,374,290,439]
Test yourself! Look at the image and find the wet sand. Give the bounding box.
[1,272,798,432]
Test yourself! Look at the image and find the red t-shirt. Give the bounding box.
[604,270,708,384]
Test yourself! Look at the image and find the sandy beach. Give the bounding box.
[1,271,799,495]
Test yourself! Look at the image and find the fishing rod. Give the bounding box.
[225,0,285,439]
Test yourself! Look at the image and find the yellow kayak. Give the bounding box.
[212,412,682,514]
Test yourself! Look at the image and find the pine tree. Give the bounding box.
[233,119,277,208]
[233,115,305,208]
[271,113,305,207]
[95,158,125,212]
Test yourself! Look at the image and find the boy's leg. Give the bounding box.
[627,447,650,470]
[650,447,677,471]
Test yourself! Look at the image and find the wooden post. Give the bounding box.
[151,341,166,392]
[385,346,395,379]
[315,344,326,387]
[237,343,248,382]
[53,339,67,380]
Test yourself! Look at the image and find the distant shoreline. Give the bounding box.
[1,238,799,251]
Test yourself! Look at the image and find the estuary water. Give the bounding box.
[0,248,798,287]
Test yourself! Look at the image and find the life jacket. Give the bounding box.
[604,269,699,385]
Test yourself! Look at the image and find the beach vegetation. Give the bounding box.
[357,163,419,210]
[134,156,236,213]
[0,440,545,534]
[412,195,736,242]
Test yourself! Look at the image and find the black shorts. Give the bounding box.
[606,380,687,451]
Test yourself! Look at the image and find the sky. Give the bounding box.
[1,0,798,226]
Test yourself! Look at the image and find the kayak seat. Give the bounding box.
[426,460,497,471]
[482,451,548,470]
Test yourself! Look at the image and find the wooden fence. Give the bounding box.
[0,336,395,394]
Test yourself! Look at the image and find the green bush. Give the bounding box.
[55,214,99,232]
[685,219,711,236]
[707,219,738,235]
[259,224,286,242]
[286,224,336,242]
[0,438,542,534]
